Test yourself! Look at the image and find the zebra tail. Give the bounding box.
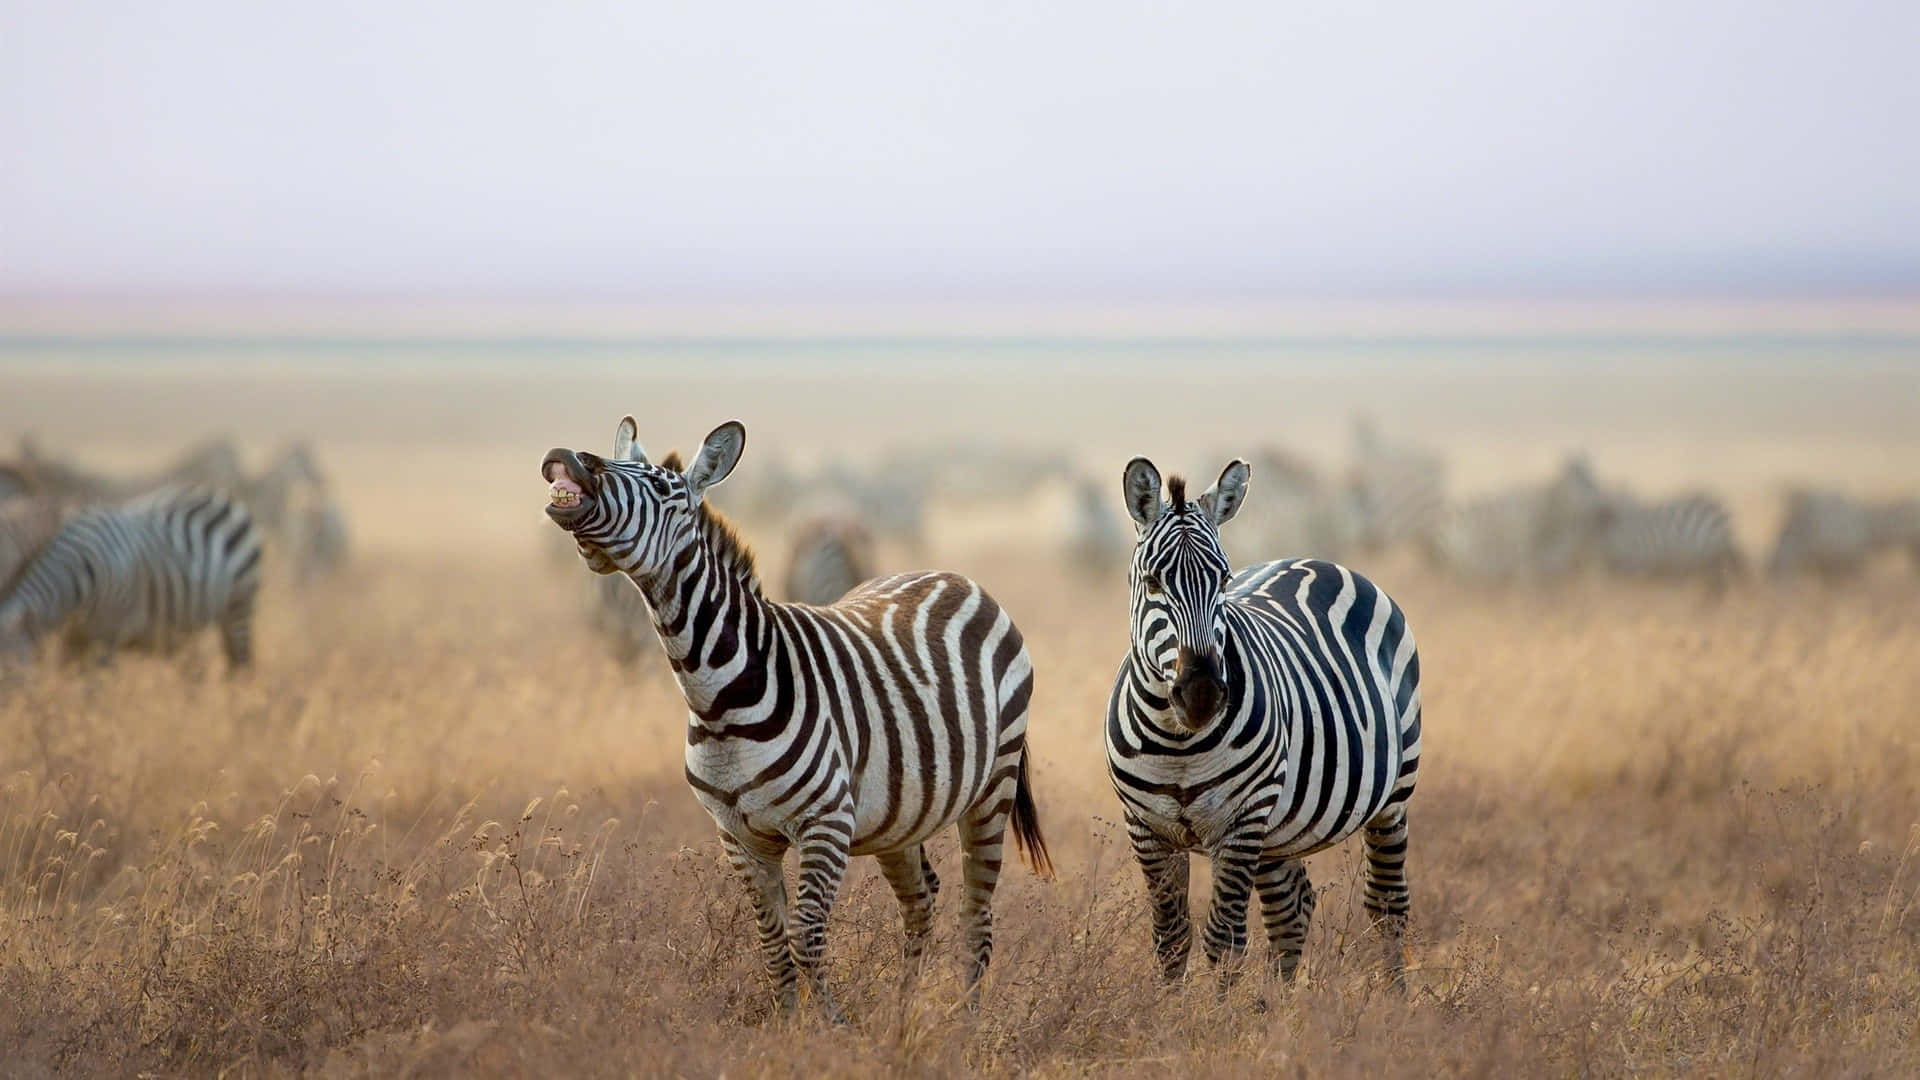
[1010,746,1055,881]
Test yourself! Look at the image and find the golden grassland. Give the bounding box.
[2,365,1920,1076]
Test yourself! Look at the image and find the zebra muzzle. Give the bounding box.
[542,449,594,519]
[1170,647,1227,728]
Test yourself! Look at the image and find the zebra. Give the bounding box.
[14,436,245,502]
[575,428,657,664]
[0,487,263,671]
[1768,490,1920,579]
[1063,475,1129,582]
[1346,416,1448,555]
[782,512,877,606]
[542,417,1052,1015]
[1231,447,1364,566]
[0,496,66,585]
[242,444,351,582]
[1426,456,1606,585]
[1106,456,1422,994]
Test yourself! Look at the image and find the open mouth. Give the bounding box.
[542,449,594,522]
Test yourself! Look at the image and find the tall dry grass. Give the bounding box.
[2,540,1918,1076]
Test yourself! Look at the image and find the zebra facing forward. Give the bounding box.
[542,418,1051,1016]
[0,488,263,671]
[1107,457,1421,994]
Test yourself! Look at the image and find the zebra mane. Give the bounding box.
[1167,475,1189,514]
[696,500,763,597]
[660,450,685,471]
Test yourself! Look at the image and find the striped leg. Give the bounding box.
[1127,820,1192,983]
[876,844,938,977]
[220,593,255,671]
[956,802,1010,1000]
[791,817,852,1021]
[1253,857,1315,983]
[1202,822,1266,996]
[1363,805,1412,991]
[719,831,799,1013]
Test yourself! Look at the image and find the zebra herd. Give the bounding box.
[0,437,349,671]
[1065,418,1919,589]
[544,416,1424,1016]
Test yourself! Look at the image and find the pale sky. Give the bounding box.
[2,1,1917,299]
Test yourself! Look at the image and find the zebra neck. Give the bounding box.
[631,538,775,720]
[0,538,87,640]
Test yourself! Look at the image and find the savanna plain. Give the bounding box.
[2,350,1919,1077]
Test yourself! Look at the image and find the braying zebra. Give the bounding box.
[0,487,263,671]
[542,418,1051,1015]
[1106,456,1422,993]
[782,511,877,606]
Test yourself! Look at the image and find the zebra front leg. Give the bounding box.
[1127,819,1192,984]
[876,844,938,984]
[1201,824,1266,998]
[1253,857,1315,984]
[790,818,853,1022]
[1363,805,1412,992]
[719,831,800,1014]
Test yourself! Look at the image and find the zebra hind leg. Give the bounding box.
[956,793,1015,1005]
[219,592,256,673]
[1362,805,1412,992]
[876,844,938,983]
[1253,857,1315,985]
[719,832,801,1016]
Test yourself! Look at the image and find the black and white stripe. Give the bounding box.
[543,418,1050,1016]
[0,487,263,670]
[1596,491,1742,583]
[1107,457,1421,992]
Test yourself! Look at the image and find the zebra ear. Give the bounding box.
[1199,459,1251,527]
[1123,457,1165,529]
[611,416,649,464]
[684,420,746,503]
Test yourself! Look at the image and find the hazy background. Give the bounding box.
[3,1,1918,306]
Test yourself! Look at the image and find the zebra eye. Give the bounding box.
[1141,573,1163,595]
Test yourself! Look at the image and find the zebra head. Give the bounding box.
[542,417,745,581]
[1122,456,1250,731]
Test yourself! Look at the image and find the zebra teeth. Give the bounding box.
[548,477,585,508]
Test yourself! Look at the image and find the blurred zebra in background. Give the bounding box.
[0,497,66,584]
[1595,492,1743,584]
[13,436,245,502]
[1426,456,1604,584]
[242,444,351,583]
[0,487,263,671]
[1346,416,1448,555]
[1768,491,1920,579]
[782,511,877,605]
[1230,447,1364,566]
[1063,475,1129,581]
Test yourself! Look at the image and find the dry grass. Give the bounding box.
[2,364,1919,1076]
[2,546,1918,1077]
